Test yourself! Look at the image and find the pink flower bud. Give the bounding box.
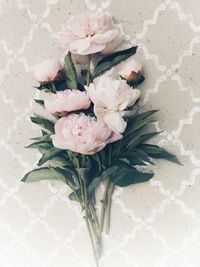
[118,58,142,82]
[33,59,63,83]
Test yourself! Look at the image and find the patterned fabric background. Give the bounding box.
[0,0,200,266]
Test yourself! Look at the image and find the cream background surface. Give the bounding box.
[0,0,200,266]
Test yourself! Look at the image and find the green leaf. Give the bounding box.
[111,167,154,187]
[92,46,138,79]
[54,79,69,91]
[21,167,69,184]
[117,158,133,169]
[30,134,51,142]
[34,83,51,92]
[88,166,119,195]
[30,114,55,133]
[26,141,52,150]
[127,131,161,150]
[64,52,78,89]
[124,110,158,137]
[77,167,90,181]
[68,188,82,202]
[38,147,63,166]
[89,154,102,174]
[34,99,44,107]
[126,150,153,165]
[49,155,72,168]
[137,144,181,164]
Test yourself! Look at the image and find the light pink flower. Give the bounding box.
[118,57,142,81]
[44,90,91,114]
[86,75,141,134]
[33,59,62,83]
[57,11,124,55]
[52,113,122,154]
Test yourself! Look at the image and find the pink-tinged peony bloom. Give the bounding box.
[86,75,141,134]
[57,11,124,55]
[118,57,142,81]
[44,90,91,114]
[52,113,122,154]
[33,59,63,83]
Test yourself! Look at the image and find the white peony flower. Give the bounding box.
[57,11,124,55]
[86,75,141,134]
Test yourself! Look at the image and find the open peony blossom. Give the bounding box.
[44,90,91,114]
[118,57,142,82]
[52,113,122,154]
[86,75,141,134]
[57,11,124,55]
[33,59,63,83]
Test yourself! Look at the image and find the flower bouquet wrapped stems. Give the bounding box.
[22,11,180,266]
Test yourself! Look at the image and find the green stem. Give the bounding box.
[105,182,114,234]
[83,179,99,267]
[99,146,113,233]
[50,82,57,93]
[90,198,99,228]
[99,177,109,232]
[86,56,91,86]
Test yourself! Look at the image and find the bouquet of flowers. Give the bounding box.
[22,10,180,266]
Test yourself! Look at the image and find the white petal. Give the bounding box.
[69,38,91,54]
[104,111,127,134]
[101,30,124,55]
[92,29,118,44]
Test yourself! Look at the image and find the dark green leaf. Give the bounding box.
[117,159,133,169]
[126,150,153,165]
[77,167,90,181]
[92,46,138,79]
[49,155,72,168]
[88,166,119,195]
[30,134,51,142]
[111,167,154,187]
[68,188,82,202]
[124,110,158,137]
[64,52,78,89]
[89,154,102,174]
[34,83,51,92]
[127,131,161,150]
[26,141,52,150]
[38,147,63,166]
[30,114,55,133]
[137,144,181,164]
[54,79,68,91]
[34,99,44,107]
[21,167,69,184]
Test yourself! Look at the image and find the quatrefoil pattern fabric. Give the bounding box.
[0,1,200,266]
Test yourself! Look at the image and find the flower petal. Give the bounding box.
[104,111,127,134]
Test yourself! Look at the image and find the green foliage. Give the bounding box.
[30,114,55,133]
[124,110,158,137]
[64,52,78,89]
[88,166,119,195]
[92,46,138,79]
[21,167,72,184]
[137,144,181,164]
[37,147,63,166]
[110,167,154,187]
[34,99,45,107]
